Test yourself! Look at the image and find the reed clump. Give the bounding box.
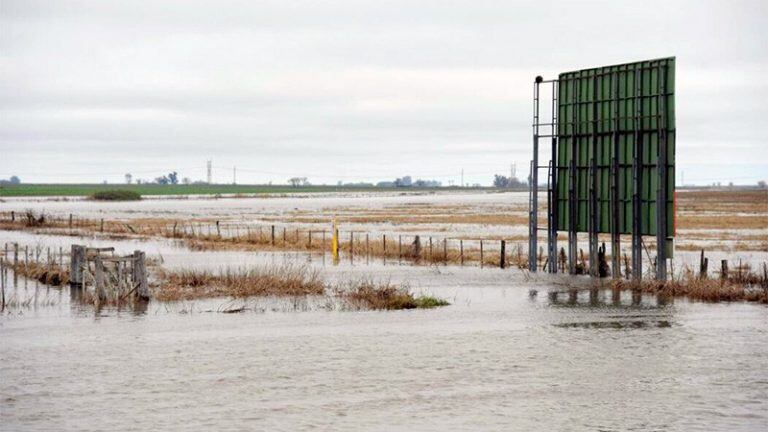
[9,261,69,286]
[612,267,768,303]
[155,264,324,301]
[90,190,142,201]
[341,280,450,310]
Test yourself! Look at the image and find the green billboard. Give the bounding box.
[555,57,675,236]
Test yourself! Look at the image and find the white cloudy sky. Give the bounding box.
[1,0,766,185]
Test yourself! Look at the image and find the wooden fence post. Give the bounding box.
[721,260,728,280]
[271,225,276,246]
[443,239,448,265]
[70,245,84,285]
[460,240,464,266]
[500,240,506,269]
[480,240,484,268]
[133,250,149,299]
[349,232,354,263]
[69,214,73,229]
[699,249,708,279]
[94,255,106,301]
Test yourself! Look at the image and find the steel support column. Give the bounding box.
[631,68,643,280]
[528,77,541,272]
[547,80,558,273]
[610,71,621,278]
[656,64,668,281]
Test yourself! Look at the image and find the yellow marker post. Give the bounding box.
[331,218,339,264]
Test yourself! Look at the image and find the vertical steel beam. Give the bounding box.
[588,72,599,277]
[631,68,643,280]
[656,64,668,280]
[610,70,621,278]
[529,78,541,272]
[548,80,558,273]
[568,77,578,274]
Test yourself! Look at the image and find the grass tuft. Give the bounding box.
[155,264,324,301]
[342,280,450,310]
[90,190,142,201]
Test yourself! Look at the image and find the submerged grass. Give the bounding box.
[155,264,324,301]
[155,265,450,310]
[90,190,142,201]
[6,261,69,286]
[612,266,768,303]
[339,280,450,310]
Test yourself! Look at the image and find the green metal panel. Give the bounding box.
[555,57,675,236]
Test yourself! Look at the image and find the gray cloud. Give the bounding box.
[1,0,766,185]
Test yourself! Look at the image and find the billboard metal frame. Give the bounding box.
[529,57,675,281]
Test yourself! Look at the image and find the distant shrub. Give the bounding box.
[91,190,142,201]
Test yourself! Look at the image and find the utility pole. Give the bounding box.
[461,169,464,188]
[233,166,237,185]
[207,160,212,184]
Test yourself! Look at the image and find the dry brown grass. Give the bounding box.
[5,261,69,285]
[676,190,767,214]
[612,264,768,303]
[341,280,449,310]
[676,214,767,230]
[154,264,325,301]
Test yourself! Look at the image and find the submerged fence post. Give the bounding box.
[699,249,708,279]
[133,250,149,299]
[271,225,276,246]
[70,245,85,285]
[480,240,484,268]
[383,234,387,264]
[460,240,464,266]
[94,255,106,301]
[721,260,729,280]
[443,239,448,265]
[500,240,506,269]
[349,232,354,263]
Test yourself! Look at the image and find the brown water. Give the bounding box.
[2,227,768,431]
[2,267,768,431]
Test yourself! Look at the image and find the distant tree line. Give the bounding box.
[492,174,526,188]
[0,175,21,185]
[376,176,442,188]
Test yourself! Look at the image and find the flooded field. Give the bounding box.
[2,190,767,431]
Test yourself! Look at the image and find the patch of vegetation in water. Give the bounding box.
[344,283,450,310]
[90,190,142,201]
[412,296,451,308]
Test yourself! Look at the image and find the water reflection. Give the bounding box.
[547,288,674,309]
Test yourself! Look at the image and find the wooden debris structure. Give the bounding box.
[69,245,148,304]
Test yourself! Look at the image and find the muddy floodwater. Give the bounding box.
[2,192,767,431]
[2,260,768,431]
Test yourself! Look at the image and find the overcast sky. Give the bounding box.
[1,0,766,186]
